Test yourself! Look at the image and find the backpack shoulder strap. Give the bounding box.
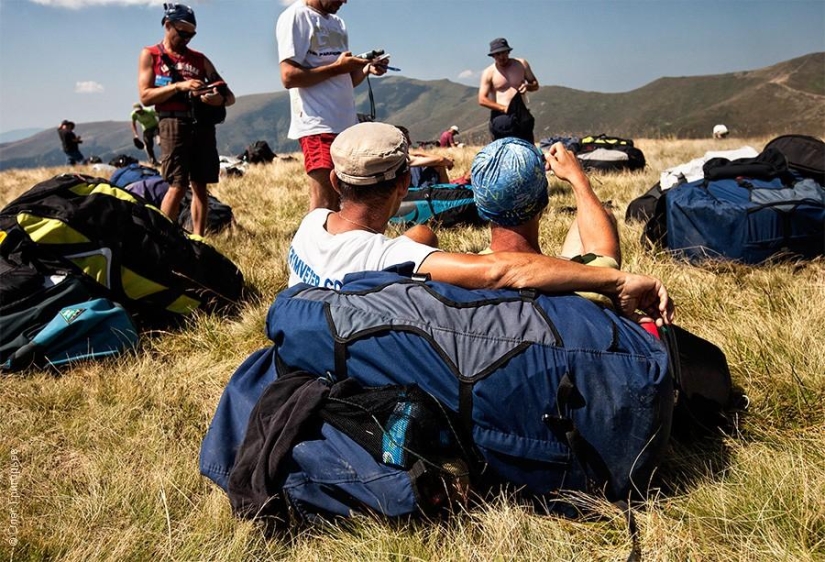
[156,43,184,83]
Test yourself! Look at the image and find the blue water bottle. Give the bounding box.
[382,400,412,467]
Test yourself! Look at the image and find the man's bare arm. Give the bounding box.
[547,142,620,262]
[138,49,187,107]
[418,251,673,325]
[280,52,369,89]
[520,58,539,92]
[403,225,438,248]
[202,57,235,107]
[408,153,453,170]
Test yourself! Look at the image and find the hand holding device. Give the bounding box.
[355,49,384,60]
[373,53,400,72]
[190,80,227,96]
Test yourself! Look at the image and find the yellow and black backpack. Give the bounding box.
[0,174,244,323]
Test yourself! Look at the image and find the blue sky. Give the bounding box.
[0,0,823,135]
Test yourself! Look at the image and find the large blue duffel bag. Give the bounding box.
[662,176,825,264]
[266,269,674,502]
[643,147,825,264]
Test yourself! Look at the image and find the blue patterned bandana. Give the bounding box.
[471,138,549,226]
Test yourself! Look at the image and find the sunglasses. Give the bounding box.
[173,26,196,40]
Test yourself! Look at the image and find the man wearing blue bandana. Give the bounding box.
[287,122,674,326]
[472,138,621,304]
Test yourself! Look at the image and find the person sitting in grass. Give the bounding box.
[470,137,620,307]
[287,121,674,326]
[396,125,454,187]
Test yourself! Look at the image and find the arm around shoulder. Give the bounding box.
[418,251,673,325]
[419,251,619,293]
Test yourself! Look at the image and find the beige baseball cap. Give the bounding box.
[331,122,409,186]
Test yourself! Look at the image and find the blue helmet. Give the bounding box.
[162,3,196,27]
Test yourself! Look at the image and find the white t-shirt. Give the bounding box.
[288,210,440,289]
[276,1,359,139]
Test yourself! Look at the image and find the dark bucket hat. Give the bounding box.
[488,37,512,56]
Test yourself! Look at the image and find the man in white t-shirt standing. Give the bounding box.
[276,0,389,212]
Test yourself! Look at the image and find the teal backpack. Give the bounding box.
[2,297,138,373]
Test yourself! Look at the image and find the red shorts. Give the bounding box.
[299,133,337,174]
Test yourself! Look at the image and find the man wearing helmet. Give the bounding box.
[137,3,235,237]
[285,122,674,328]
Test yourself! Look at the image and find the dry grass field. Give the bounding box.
[1,136,824,561]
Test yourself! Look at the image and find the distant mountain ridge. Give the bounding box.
[1,52,822,171]
[0,128,46,144]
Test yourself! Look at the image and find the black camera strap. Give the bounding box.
[157,44,186,86]
[366,74,376,121]
[156,44,192,111]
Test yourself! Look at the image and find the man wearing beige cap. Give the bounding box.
[287,122,674,326]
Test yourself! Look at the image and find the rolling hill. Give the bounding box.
[1,52,822,171]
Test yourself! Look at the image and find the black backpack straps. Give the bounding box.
[614,499,642,562]
[543,372,615,497]
[334,339,348,380]
[156,44,190,108]
[458,378,474,439]
[364,74,376,122]
[157,43,183,83]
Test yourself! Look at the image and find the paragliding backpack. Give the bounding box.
[265,269,675,505]
[0,255,137,373]
[643,147,825,264]
[576,134,646,172]
[2,297,137,373]
[108,154,140,168]
[203,268,733,527]
[763,134,825,185]
[390,183,485,228]
[238,141,276,164]
[0,174,244,321]
[109,163,160,188]
[123,177,235,235]
[224,368,473,528]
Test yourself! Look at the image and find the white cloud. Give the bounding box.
[75,81,105,94]
[458,69,478,80]
[31,0,162,8]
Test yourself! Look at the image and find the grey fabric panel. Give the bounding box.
[578,148,629,162]
[750,178,825,211]
[298,282,557,380]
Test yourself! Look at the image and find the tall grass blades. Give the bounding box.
[1,137,823,561]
